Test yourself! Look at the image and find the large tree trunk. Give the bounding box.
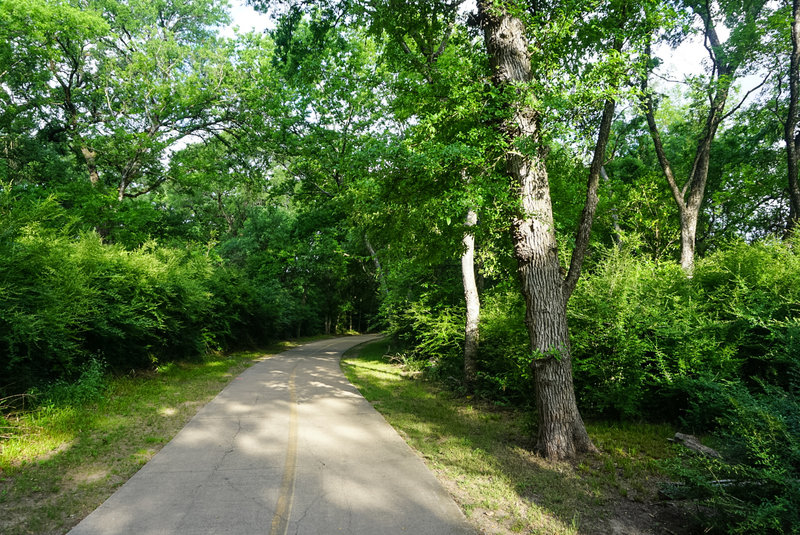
[478,0,595,460]
[786,0,800,234]
[461,208,480,391]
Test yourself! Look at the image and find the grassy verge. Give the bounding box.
[0,339,314,535]
[342,339,698,535]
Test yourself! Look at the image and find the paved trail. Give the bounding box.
[68,335,474,535]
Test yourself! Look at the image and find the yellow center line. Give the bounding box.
[270,365,298,535]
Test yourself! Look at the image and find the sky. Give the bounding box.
[226,1,272,35]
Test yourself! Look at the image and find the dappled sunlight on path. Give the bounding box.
[68,336,473,535]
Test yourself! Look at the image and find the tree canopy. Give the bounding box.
[3,0,800,527]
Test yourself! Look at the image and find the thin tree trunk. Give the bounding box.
[600,166,624,247]
[641,9,735,274]
[461,208,480,391]
[786,0,800,234]
[562,17,624,298]
[478,0,595,460]
[394,32,483,387]
[365,237,389,298]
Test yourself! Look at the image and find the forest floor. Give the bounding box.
[342,339,704,535]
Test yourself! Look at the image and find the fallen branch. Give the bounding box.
[669,432,723,459]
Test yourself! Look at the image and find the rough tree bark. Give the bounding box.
[785,0,800,233]
[461,208,480,391]
[478,0,595,460]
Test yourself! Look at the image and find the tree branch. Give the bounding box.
[563,97,616,302]
[722,72,770,121]
[641,70,685,209]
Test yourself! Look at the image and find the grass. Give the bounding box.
[0,338,314,535]
[342,339,697,535]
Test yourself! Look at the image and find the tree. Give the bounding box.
[475,0,598,459]
[641,0,770,273]
[783,0,800,232]
[255,0,649,458]
[475,0,660,458]
[368,4,487,390]
[0,0,234,209]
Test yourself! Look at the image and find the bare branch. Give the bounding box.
[723,72,771,121]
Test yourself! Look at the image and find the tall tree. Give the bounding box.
[0,0,234,205]
[476,1,598,459]
[641,0,770,272]
[476,0,654,458]
[783,0,800,232]
[370,3,487,390]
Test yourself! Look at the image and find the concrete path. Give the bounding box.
[68,335,474,535]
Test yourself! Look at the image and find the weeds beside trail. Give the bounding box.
[0,339,317,535]
[342,339,699,535]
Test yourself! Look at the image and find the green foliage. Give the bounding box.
[390,236,800,530]
[30,359,108,408]
[0,190,294,395]
[400,299,464,364]
[569,240,723,418]
[473,288,535,404]
[671,380,800,534]
[568,238,800,419]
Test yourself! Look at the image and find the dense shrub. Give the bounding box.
[0,194,289,395]
[0,223,216,390]
[565,238,800,420]
[672,379,800,534]
[567,243,736,419]
[387,237,800,531]
[382,291,465,381]
[475,288,534,403]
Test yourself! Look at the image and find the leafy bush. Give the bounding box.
[30,359,108,408]
[474,288,534,404]
[568,242,728,418]
[671,379,800,534]
[562,237,800,532]
[566,238,800,420]
[692,240,800,391]
[381,292,465,383]
[0,191,292,396]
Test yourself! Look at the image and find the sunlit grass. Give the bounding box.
[342,339,690,535]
